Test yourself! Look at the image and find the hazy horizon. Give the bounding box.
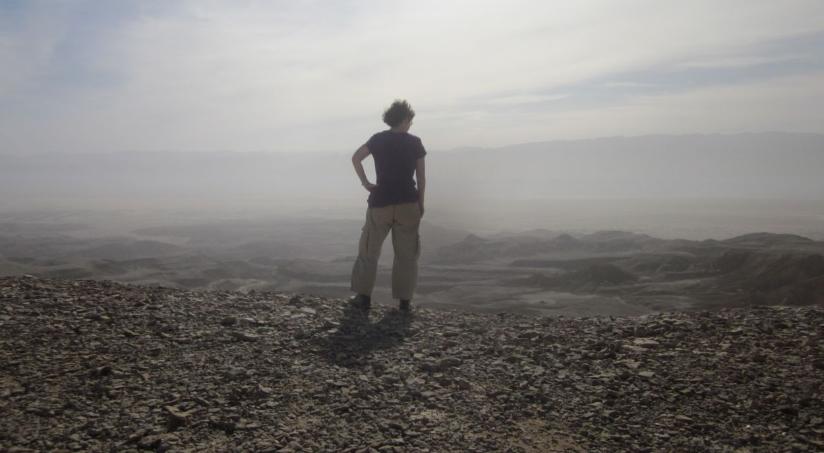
[2,3,824,250]
[2,132,823,242]
[1,130,823,156]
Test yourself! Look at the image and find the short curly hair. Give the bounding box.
[382,99,415,127]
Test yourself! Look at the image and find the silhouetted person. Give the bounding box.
[349,99,426,313]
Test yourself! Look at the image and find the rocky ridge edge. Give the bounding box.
[0,275,822,452]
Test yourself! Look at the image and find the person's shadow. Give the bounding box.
[311,300,414,368]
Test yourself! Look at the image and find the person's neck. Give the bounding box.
[390,127,405,133]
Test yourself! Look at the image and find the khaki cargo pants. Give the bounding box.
[350,201,422,300]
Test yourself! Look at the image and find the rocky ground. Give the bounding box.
[1,275,823,452]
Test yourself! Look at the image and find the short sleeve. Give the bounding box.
[364,133,378,151]
[415,137,427,159]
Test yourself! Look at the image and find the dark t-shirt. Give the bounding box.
[364,130,427,207]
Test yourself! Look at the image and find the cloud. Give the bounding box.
[1,0,823,153]
[446,71,824,147]
[677,55,808,69]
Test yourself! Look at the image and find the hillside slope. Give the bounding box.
[1,276,822,452]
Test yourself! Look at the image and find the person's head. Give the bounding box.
[383,99,415,132]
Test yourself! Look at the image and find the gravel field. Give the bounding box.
[1,275,822,452]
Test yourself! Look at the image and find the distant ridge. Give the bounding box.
[443,131,824,153]
[2,132,823,207]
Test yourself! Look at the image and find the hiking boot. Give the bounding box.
[399,299,411,312]
[349,294,371,311]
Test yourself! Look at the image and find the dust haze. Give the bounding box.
[2,132,823,315]
[3,132,824,233]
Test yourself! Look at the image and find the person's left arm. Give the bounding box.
[352,144,376,191]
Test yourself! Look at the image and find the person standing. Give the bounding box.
[349,99,426,313]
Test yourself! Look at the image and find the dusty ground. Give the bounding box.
[1,275,823,452]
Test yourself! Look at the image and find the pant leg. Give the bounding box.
[350,205,393,296]
[390,202,422,300]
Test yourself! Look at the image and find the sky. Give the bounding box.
[1,0,823,154]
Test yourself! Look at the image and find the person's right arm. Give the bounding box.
[351,145,376,192]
